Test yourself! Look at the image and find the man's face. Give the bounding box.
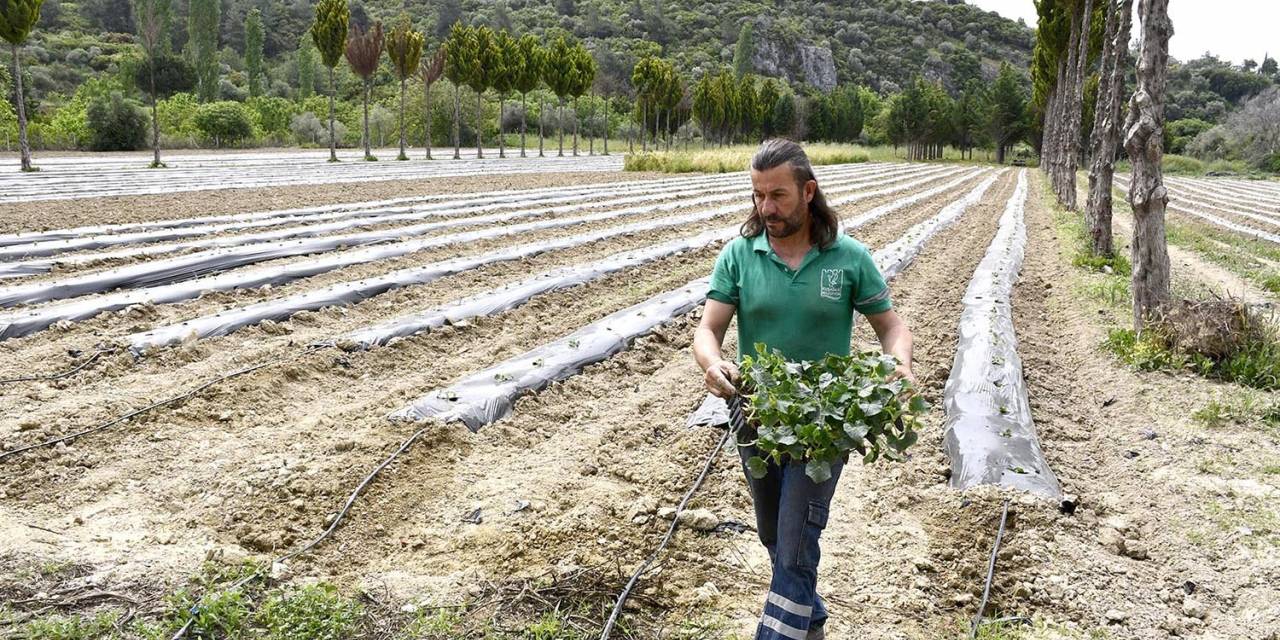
[751,164,816,240]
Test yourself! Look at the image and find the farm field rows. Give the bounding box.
[1,163,1278,639]
[0,149,624,203]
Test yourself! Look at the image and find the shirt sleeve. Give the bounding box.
[851,245,893,315]
[707,244,740,306]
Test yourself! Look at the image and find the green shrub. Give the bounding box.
[255,584,361,640]
[1163,154,1206,175]
[194,101,255,148]
[86,91,149,151]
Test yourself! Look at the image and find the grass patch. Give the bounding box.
[1203,497,1280,548]
[1192,392,1280,432]
[1118,154,1261,178]
[19,612,122,640]
[1104,320,1280,390]
[1165,222,1280,295]
[624,143,870,173]
[969,617,1113,639]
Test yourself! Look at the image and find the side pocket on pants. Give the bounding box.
[797,501,829,570]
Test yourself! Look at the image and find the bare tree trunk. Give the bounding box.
[558,98,565,157]
[425,81,434,160]
[1062,0,1095,210]
[362,81,372,160]
[476,90,484,159]
[453,83,462,160]
[520,92,528,158]
[13,44,33,172]
[398,78,408,160]
[641,102,648,153]
[498,96,506,158]
[538,94,545,157]
[572,96,579,156]
[328,67,338,162]
[588,93,595,156]
[1085,0,1133,257]
[603,95,610,156]
[149,59,162,168]
[1125,0,1174,331]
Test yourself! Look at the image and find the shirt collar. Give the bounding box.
[751,232,826,255]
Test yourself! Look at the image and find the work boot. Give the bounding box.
[805,620,825,640]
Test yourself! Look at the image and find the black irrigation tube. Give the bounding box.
[969,498,1012,640]
[0,347,115,385]
[598,396,742,640]
[167,399,474,639]
[0,345,330,463]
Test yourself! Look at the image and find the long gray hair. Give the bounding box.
[741,138,840,248]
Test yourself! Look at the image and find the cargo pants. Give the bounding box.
[736,439,845,640]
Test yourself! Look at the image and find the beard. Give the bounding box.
[762,200,808,239]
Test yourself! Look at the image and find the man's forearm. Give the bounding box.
[879,325,913,370]
[693,327,727,372]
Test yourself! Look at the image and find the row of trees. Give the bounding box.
[305,1,600,165]
[1034,0,1174,332]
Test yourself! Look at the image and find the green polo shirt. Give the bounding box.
[708,232,892,362]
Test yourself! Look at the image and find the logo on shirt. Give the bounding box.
[820,268,843,300]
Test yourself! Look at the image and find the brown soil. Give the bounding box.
[7,168,1274,639]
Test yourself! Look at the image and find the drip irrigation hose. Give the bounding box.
[168,421,442,638]
[0,346,330,463]
[598,395,743,640]
[969,498,1012,639]
[0,348,115,385]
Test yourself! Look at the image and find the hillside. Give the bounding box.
[15,0,1034,103]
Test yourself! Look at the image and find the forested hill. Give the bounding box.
[24,0,1034,101]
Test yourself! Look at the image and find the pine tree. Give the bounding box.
[544,35,576,156]
[568,44,596,156]
[512,34,544,158]
[470,25,497,159]
[385,14,424,161]
[1126,0,1174,330]
[444,22,478,159]
[490,30,519,158]
[186,0,220,102]
[989,62,1027,164]
[310,0,349,162]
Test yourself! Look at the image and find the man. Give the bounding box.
[692,139,916,640]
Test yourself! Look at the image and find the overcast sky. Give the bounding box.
[963,0,1279,66]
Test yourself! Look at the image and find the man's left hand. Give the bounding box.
[889,365,918,387]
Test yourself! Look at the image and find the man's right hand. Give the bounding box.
[704,360,740,398]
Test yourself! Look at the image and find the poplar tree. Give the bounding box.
[132,0,170,168]
[187,0,220,102]
[244,8,264,98]
[297,36,317,99]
